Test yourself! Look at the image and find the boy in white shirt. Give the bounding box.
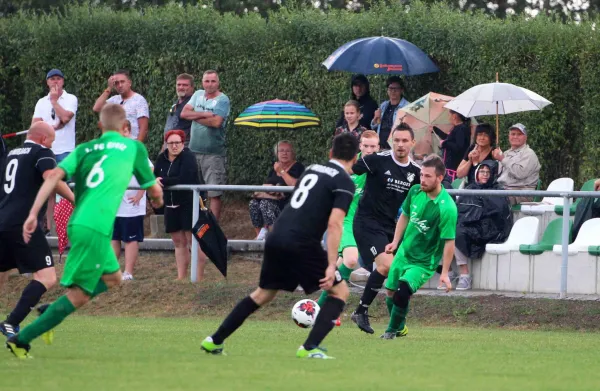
[110,121,151,280]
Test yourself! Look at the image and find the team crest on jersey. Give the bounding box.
[407,172,415,183]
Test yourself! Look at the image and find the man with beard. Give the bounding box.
[350,123,421,334]
[163,74,194,150]
[380,155,458,339]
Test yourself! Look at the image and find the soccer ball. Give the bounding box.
[291,299,320,328]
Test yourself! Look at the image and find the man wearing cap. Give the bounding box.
[492,123,541,205]
[32,69,78,232]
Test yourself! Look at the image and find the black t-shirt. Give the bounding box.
[353,151,421,232]
[462,144,495,184]
[379,103,399,150]
[164,95,193,144]
[264,162,305,207]
[270,160,354,247]
[0,141,57,230]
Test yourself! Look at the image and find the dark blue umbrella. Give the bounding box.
[322,36,439,76]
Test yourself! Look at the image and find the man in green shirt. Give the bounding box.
[7,104,164,359]
[381,155,457,339]
[316,131,379,315]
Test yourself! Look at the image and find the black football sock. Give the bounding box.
[354,270,385,314]
[6,280,47,327]
[303,296,345,351]
[212,296,260,345]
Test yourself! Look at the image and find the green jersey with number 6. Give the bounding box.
[58,131,157,237]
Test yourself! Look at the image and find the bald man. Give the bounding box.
[0,122,74,339]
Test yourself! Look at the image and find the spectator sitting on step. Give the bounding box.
[154,129,207,281]
[450,160,512,291]
[492,123,541,205]
[249,140,304,240]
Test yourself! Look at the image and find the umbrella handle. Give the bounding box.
[199,194,207,210]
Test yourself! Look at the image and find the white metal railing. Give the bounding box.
[166,184,600,298]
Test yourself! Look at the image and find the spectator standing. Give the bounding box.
[371,76,410,150]
[334,100,369,139]
[32,69,78,233]
[163,73,194,150]
[154,130,207,281]
[433,110,472,184]
[456,123,496,185]
[249,140,304,240]
[93,69,149,142]
[111,121,151,281]
[492,123,541,205]
[181,70,230,221]
[336,74,378,130]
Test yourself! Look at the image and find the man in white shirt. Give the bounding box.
[32,69,78,233]
[93,69,149,142]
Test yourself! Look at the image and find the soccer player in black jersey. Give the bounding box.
[201,133,358,359]
[351,123,421,334]
[0,122,74,339]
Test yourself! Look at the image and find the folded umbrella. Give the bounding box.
[192,197,228,277]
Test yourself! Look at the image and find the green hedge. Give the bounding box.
[0,2,598,187]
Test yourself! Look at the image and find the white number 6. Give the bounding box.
[86,155,108,188]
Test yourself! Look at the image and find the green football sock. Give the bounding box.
[17,295,76,344]
[338,263,353,281]
[385,296,394,317]
[317,290,328,307]
[386,304,409,333]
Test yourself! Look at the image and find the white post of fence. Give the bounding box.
[559,196,571,298]
[191,189,200,282]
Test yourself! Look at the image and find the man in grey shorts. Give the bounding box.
[181,70,230,220]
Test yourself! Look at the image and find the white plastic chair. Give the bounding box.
[486,216,540,254]
[552,218,600,255]
[521,177,574,214]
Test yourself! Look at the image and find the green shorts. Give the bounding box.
[338,218,357,254]
[385,250,435,293]
[60,225,120,295]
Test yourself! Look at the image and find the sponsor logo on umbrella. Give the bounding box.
[374,63,403,72]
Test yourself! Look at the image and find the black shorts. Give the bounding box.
[258,237,343,295]
[164,204,192,233]
[353,217,394,270]
[112,216,144,243]
[0,228,54,274]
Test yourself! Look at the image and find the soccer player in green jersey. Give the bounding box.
[380,156,458,339]
[316,131,379,320]
[6,104,164,359]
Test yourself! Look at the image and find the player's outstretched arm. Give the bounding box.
[439,240,456,292]
[386,213,409,253]
[43,171,75,205]
[320,208,346,290]
[146,183,164,209]
[23,168,65,243]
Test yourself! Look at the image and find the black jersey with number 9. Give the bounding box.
[0,141,57,230]
[269,160,355,247]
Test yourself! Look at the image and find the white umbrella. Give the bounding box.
[444,77,552,139]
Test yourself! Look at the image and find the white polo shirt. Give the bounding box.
[116,160,154,218]
[33,90,78,155]
[107,93,149,140]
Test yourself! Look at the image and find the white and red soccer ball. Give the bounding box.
[291,299,320,328]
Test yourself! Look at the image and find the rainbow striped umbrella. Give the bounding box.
[234,99,321,129]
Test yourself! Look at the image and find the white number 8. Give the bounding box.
[86,155,108,188]
[290,174,319,209]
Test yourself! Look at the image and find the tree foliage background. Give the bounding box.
[0,1,598,187]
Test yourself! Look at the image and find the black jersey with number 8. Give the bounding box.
[269,160,355,247]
